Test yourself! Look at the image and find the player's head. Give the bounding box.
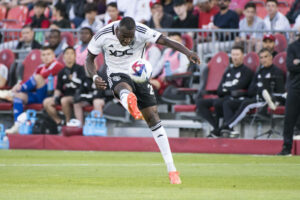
[244,2,256,21]
[79,27,93,44]
[259,48,273,67]
[63,47,76,67]
[231,45,244,67]
[116,17,136,46]
[168,32,182,44]
[266,0,278,17]
[41,46,55,65]
[21,25,34,43]
[48,29,61,48]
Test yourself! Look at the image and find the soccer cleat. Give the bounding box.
[277,148,292,156]
[169,171,182,184]
[262,89,278,110]
[5,123,20,134]
[127,92,143,120]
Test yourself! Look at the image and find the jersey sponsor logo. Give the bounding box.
[109,48,133,57]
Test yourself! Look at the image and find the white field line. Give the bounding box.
[0,163,299,167]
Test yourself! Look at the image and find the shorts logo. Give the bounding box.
[112,76,121,82]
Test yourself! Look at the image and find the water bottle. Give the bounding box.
[164,61,172,76]
[47,74,54,96]
[0,124,9,149]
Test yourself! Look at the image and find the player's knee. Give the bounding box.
[61,97,72,106]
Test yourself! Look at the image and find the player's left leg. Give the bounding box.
[60,96,74,123]
[141,105,181,184]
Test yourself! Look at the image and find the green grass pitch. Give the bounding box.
[0,150,299,200]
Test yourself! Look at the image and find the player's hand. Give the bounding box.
[187,51,201,65]
[94,76,107,90]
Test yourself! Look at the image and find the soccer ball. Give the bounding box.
[128,59,152,83]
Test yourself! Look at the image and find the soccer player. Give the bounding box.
[85,17,200,184]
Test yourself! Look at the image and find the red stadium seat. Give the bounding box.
[274,33,287,53]
[6,5,28,22]
[255,3,268,19]
[24,103,43,111]
[22,50,42,82]
[0,102,12,110]
[273,51,287,76]
[243,52,260,72]
[182,34,193,50]
[61,32,74,47]
[174,52,229,113]
[0,5,7,21]
[0,49,15,69]
[278,1,290,15]
[2,21,23,42]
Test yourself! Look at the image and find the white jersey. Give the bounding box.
[87,21,162,76]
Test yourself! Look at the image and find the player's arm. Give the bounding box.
[156,35,200,65]
[85,51,107,90]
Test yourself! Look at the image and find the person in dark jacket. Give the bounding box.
[278,35,300,155]
[25,1,50,29]
[52,2,72,29]
[196,46,253,137]
[221,48,285,136]
[43,47,85,125]
[147,0,173,29]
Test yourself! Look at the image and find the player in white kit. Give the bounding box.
[86,17,200,184]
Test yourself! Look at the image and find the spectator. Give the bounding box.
[9,25,42,85]
[150,32,189,95]
[236,2,265,52]
[64,0,86,28]
[262,34,278,57]
[145,43,162,71]
[0,63,8,88]
[147,0,173,29]
[75,27,93,66]
[79,3,104,33]
[106,2,122,25]
[25,1,50,28]
[196,46,253,137]
[194,0,219,41]
[43,47,85,126]
[52,2,72,29]
[162,0,176,16]
[221,48,285,136]
[278,30,300,155]
[172,0,198,29]
[47,29,68,57]
[213,0,239,41]
[264,0,290,38]
[229,0,250,16]
[1,46,64,134]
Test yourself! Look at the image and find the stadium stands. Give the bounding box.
[0,49,15,69]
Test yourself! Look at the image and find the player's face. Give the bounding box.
[63,49,76,67]
[259,51,273,67]
[262,40,275,52]
[116,26,135,46]
[80,29,93,44]
[231,49,244,67]
[41,49,55,65]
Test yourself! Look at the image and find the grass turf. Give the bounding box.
[0,150,299,200]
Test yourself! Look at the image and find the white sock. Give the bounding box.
[151,122,176,172]
[119,89,131,112]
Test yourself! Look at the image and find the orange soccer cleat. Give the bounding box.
[127,92,143,120]
[169,171,182,184]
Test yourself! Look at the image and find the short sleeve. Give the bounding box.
[87,32,104,55]
[0,64,8,80]
[136,23,162,44]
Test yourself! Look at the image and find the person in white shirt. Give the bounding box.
[264,0,291,38]
[79,3,104,33]
[0,63,8,88]
[86,17,200,185]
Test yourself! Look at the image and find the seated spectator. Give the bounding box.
[147,0,173,29]
[79,3,104,33]
[150,32,189,95]
[1,46,64,134]
[194,0,219,42]
[145,43,162,70]
[47,29,68,57]
[172,0,198,30]
[64,0,85,28]
[0,63,8,88]
[262,34,278,57]
[106,2,122,25]
[25,1,50,28]
[212,0,239,41]
[264,0,290,38]
[229,0,250,16]
[221,48,285,136]
[75,27,93,66]
[235,2,265,53]
[9,25,42,85]
[52,2,72,29]
[196,46,253,137]
[162,0,176,16]
[73,76,106,125]
[43,47,85,126]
